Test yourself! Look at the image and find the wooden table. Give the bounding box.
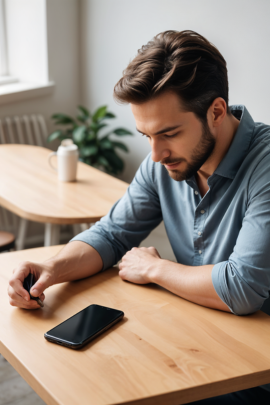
[0,144,128,248]
[1,247,270,405]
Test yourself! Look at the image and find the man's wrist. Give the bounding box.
[147,258,167,283]
[44,257,63,284]
[149,259,188,285]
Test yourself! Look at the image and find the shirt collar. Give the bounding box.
[214,105,255,180]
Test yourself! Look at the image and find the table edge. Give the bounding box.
[0,196,104,224]
[1,340,270,405]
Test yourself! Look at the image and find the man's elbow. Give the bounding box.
[222,261,268,316]
[231,300,263,316]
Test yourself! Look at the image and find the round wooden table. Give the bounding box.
[0,144,128,247]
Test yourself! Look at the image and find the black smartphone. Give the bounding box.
[44,304,124,349]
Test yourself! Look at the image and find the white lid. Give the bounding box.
[58,139,78,155]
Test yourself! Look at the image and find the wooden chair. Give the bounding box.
[0,231,15,252]
[0,114,48,250]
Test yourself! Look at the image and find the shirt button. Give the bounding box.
[199,250,202,254]
[200,210,205,214]
[198,231,202,236]
[195,191,198,195]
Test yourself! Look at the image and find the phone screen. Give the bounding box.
[44,304,124,348]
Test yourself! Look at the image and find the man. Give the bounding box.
[8,31,270,403]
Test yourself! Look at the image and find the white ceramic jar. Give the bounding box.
[48,139,79,182]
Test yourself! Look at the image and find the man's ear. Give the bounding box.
[207,97,227,129]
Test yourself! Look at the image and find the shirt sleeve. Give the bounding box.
[70,154,162,270]
[212,150,270,315]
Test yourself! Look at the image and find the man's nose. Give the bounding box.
[151,139,170,163]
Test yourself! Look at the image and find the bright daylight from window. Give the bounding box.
[0,0,17,85]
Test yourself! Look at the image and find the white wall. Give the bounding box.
[79,0,270,260]
[80,0,270,183]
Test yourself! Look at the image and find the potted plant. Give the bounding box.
[47,105,133,175]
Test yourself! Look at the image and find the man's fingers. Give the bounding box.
[8,261,52,310]
[30,273,51,297]
[9,298,41,310]
[148,246,161,257]
[8,287,41,309]
[9,278,30,301]
[118,269,126,280]
[140,246,161,257]
[8,285,45,309]
[8,284,29,303]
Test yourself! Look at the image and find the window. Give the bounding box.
[0,1,6,76]
[0,0,54,104]
[0,0,7,76]
[0,0,17,84]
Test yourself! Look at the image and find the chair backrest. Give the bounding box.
[0,114,48,233]
[0,114,48,146]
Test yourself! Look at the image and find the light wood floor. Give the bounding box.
[0,354,46,405]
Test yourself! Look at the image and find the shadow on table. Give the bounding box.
[261,297,270,316]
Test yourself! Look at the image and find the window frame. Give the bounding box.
[0,0,54,105]
[0,0,8,76]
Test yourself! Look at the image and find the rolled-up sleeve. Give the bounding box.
[212,151,270,315]
[70,154,162,270]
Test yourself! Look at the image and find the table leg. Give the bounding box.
[81,223,92,231]
[72,223,92,237]
[16,218,28,250]
[44,224,60,246]
[72,224,82,236]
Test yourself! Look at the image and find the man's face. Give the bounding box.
[131,91,216,181]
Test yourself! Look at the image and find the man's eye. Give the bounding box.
[164,133,178,138]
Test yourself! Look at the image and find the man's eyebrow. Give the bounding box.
[136,125,182,136]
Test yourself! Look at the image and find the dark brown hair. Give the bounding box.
[114,30,230,122]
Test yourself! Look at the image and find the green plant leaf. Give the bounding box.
[51,114,75,125]
[97,155,110,168]
[102,112,116,119]
[78,105,91,118]
[47,130,63,142]
[100,138,113,150]
[92,106,107,122]
[111,141,129,152]
[73,126,86,143]
[90,122,108,133]
[102,149,124,172]
[77,115,88,123]
[113,128,133,136]
[80,145,99,157]
[86,131,96,141]
[65,129,73,136]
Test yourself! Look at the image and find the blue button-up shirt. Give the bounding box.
[72,105,270,317]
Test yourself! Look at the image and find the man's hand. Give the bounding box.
[7,242,103,310]
[119,246,161,284]
[8,261,56,309]
[119,246,230,312]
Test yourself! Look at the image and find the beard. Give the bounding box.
[162,121,216,182]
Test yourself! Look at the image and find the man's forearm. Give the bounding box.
[150,260,230,312]
[45,241,103,284]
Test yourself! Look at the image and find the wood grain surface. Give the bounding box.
[1,247,270,405]
[0,144,128,224]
